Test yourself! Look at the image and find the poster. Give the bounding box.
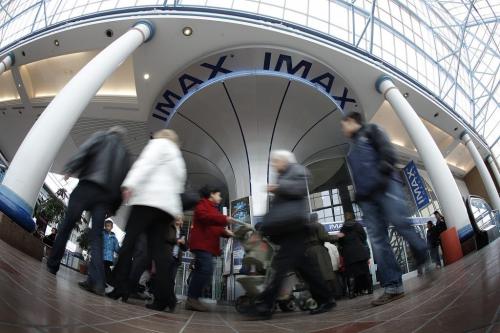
[230,197,252,274]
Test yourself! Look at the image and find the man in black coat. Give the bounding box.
[47,126,131,296]
[251,150,335,319]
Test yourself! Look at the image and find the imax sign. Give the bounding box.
[150,48,358,126]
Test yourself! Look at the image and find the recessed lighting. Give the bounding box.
[54,39,60,46]
[182,27,193,36]
[454,127,458,131]
[434,112,439,117]
[403,92,409,98]
[105,29,114,38]
[143,73,150,80]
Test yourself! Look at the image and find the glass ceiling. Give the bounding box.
[0,0,498,159]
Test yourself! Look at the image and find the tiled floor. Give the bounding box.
[0,239,498,333]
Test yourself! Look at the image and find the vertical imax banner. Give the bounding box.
[403,161,430,210]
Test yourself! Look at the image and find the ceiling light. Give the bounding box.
[403,92,409,98]
[54,39,60,46]
[182,27,193,37]
[143,73,150,80]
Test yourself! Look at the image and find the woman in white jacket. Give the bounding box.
[108,129,186,312]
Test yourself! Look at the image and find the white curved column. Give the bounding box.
[486,155,500,189]
[462,133,500,210]
[0,52,15,75]
[376,75,471,238]
[0,21,155,231]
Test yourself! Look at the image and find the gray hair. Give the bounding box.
[107,125,127,136]
[270,150,297,164]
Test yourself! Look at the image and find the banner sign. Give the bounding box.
[230,197,252,274]
[322,222,344,233]
[403,161,430,210]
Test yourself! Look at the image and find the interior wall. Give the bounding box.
[464,167,491,205]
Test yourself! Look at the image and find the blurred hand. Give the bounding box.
[122,188,132,203]
[177,238,186,245]
[267,184,278,193]
[224,229,234,237]
[337,232,345,238]
[226,217,236,224]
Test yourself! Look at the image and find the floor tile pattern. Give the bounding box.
[0,238,498,333]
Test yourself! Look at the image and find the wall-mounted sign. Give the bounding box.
[403,161,430,210]
[149,48,359,130]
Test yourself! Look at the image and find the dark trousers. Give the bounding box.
[104,260,113,285]
[168,259,181,302]
[113,205,174,307]
[128,233,151,292]
[187,250,213,299]
[429,246,441,266]
[47,181,111,290]
[256,235,333,310]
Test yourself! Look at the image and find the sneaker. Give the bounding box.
[371,292,405,306]
[185,298,209,312]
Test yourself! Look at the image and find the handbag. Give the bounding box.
[260,165,311,236]
[260,200,309,236]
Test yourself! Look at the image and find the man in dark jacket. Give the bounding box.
[251,150,335,319]
[426,221,442,268]
[47,126,130,296]
[341,112,427,306]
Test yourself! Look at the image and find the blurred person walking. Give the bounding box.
[47,126,130,296]
[186,186,234,312]
[108,129,186,313]
[249,151,336,320]
[341,112,428,306]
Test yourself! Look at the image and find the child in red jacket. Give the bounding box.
[186,186,234,311]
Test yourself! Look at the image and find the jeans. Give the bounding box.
[112,205,174,307]
[187,250,213,299]
[47,181,111,291]
[359,179,428,295]
[256,234,334,311]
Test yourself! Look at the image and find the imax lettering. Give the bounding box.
[404,161,430,210]
[272,53,312,79]
[201,56,232,79]
[152,51,358,123]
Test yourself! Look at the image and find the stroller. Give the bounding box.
[232,221,314,313]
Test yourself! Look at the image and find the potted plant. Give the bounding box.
[34,188,68,235]
[76,228,91,275]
